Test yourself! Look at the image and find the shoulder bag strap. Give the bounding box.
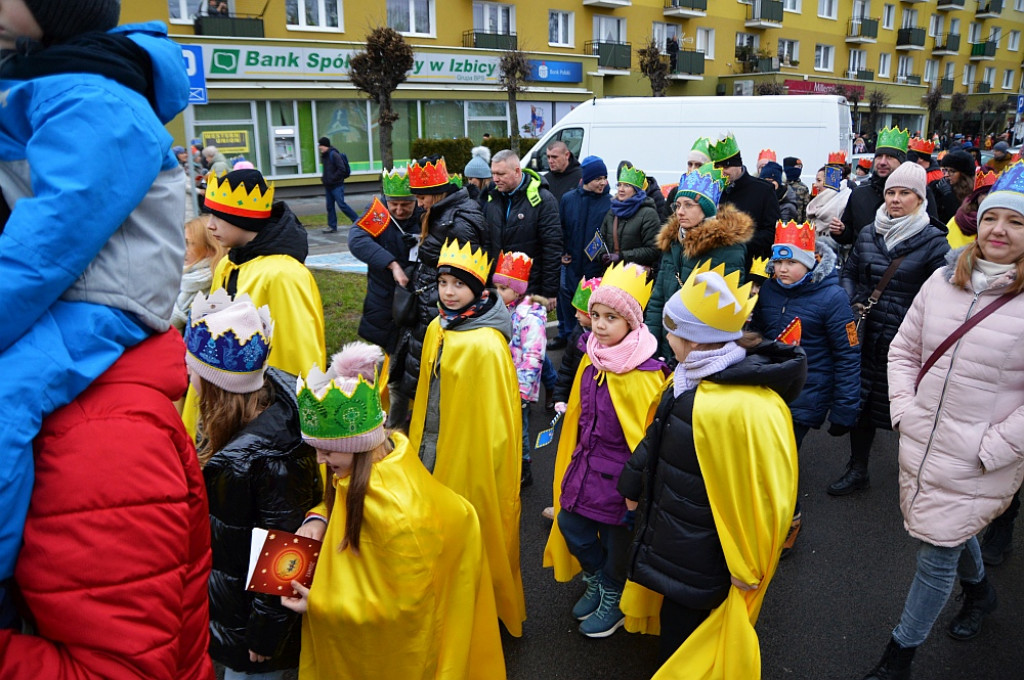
[869,256,906,306]
[612,216,621,254]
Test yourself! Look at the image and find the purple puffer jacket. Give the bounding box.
[560,358,667,525]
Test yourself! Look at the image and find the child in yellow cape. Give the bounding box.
[281,342,506,680]
[407,239,527,637]
[617,262,806,678]
[543,262,669,638]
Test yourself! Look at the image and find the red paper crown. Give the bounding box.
[774,220,815,251]
[857,157,872,170]
[408,157,451,190]
[908,138,936,155]
[827,151,847,166]
[758,148,777,163]
[495,251,533,284]
[975,169,998,190]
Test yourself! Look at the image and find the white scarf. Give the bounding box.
[673,342,747,397]
[873,200,931,252]
[971,258,1016,293]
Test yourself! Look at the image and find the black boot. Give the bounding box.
[827,461,870,496]
[520,459,533,489]
[980,521,1014,566]
[862,637,916,680]
[948,576,997,640]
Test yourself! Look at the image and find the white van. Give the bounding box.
[524,95,853,188]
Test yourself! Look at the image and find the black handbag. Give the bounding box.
[391,265,421,328]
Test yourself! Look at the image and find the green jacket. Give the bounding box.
[599,196,661,268]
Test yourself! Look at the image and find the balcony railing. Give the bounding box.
[671,49,706,76]
[856,69,875,81]
[462,30,517,50]
[970,41,997,60]
[933,33,960,55]
[847,18,879,42]
[972,81,992,94]
[896,27,926,49]
[663,0,707,17]
[582,0,632,7]
[745,0,784,28]
[939,78,954,94]
[936,0,965,9]
[193,14,264,37]
[976,0,1003,18]
[584,40,632,70]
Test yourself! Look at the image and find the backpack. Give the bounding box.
[337,150,351,180]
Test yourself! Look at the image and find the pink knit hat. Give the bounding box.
[885,162,927,200]
[588,263,650,330]
[184,290,273,394]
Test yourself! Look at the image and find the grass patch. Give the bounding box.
[300,213,354,229]
[312,269,367,353]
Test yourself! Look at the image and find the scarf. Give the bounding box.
[953,186,993,238]
[438,290,495,330]
[873,201,931,252]
[674,342,747,396]
[610,192,646,219]
[970,258,1016,294]
[586,324,659,375]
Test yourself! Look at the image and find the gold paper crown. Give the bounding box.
[598,261,653,310]
[437,238,491,284]
[678,260,756,334]
[750,256,770,280]
[205,172,274,218]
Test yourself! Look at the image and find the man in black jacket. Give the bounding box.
[319,136,358,233]
[543,141,582,203]
[709,134,781,265]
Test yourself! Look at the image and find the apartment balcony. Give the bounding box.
[193,14,264,37]
[582,0,631,7]
[933,33,960,56]
[846,18,879,43]
[668,49,705,79]
[745,0,784,29]
[896,27,926,50]
[846,68,874,81]
[936,0,965,9]
[976,0,1003,19]
[584,40,631,70]
[971,81,992,94]
[939,78,954,94]
[462,30,517,50]
[970,41,997,61]
[896,74,922,85]
[663,0,707,18]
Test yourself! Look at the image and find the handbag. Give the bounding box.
[852,256,906,339]
[391,264,421,328]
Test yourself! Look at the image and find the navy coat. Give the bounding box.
[559,184,610,282]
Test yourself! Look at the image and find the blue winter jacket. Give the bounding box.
[750,246,861,429]
[559,184,610,281]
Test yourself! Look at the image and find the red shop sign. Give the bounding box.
[784,79,865,97]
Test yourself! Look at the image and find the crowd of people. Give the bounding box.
[2,2,1024,678]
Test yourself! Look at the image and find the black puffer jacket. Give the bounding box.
[618,342,806,610]
[204,369,322,673]
[718,169,781,263]
[398,188,489,395]
[838,172,940,245]
[840,217,950,429]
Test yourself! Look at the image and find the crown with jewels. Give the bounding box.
[876,126,910,153]
[677,260,756,334]
[437,238,491,284]
[677,162,728,214]
[598,261,653,310]
[296,359,386,448]
[987,160,1024,196]
[493,251,532,285]
[185,290,273,386]
[205,172,274,219]
[708,133,740,163]
[758,149,777,164]
[572,276,602,312]
[908,137,936,155]
[827,151,847,166]
[618,164,646,190]
[975,169,999,190]
[408,156,451,190]
[749,256,770,281]
[381,167,412,198]
[773,220,815,254]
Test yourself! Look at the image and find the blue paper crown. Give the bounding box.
[676,162,727,215]
[185,315,272,375]
[990,160,1024,195]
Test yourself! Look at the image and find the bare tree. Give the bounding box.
[349,27,414,170]
[991,100,1013,137]
[498,49,531,156]
[975,99,995,138]
[845,88,864,132]
[867,89,891,135]
[637,37,669,97]
[755,80,786,96]
[923,87,943,136]
[950,92,968,132]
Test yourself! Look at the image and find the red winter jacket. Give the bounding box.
[0,331,215,679]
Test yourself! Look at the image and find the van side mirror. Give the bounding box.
[528,157,540,171]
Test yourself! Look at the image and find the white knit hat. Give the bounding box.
[885,162,927,200]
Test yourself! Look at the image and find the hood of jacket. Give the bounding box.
[120,23,191,124]
[228,202,308,265]
[445,291,513,341]
[656,204,754,255]
[709,340,807,404]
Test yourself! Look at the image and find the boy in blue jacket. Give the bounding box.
[0,2,189,625]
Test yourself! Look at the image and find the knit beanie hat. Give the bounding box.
[783,166,802,182]
[783,156,801,168]
[185,290,273,394]
[759,161,784,186]
[464,146,492,179]
[978,161,1024,223]
[663,266,752,344]
[437,263,485,298]
[297,343,387,453]
[25,0,120,43]
[994,141,1010,153]
[940,150,975,176]
[318,137,332,147]
[885,162,927,200]
[204,169,274,232]
[588,262,651,330]
[581,156,608,184]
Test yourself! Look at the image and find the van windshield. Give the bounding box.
[537,127,584,171]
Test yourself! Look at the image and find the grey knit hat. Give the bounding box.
[978,162,1024,222]
[25,0,120,43]
[464,146,492,179]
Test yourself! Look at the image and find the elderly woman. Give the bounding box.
[860,163,1024,679]
[599,163,662,269]
[831,163,950,496]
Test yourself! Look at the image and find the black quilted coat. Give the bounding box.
[204,368,322,673]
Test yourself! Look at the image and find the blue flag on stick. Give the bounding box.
[584,230,606,261]
[535,411,564,449]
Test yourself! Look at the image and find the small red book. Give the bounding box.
[245,528,322,596]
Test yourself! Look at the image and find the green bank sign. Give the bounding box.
[202,45,500,84]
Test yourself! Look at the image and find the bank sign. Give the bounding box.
[203,44,501,84]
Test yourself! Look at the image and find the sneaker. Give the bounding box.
[541,506,555,520]
[571,572,602,620]
[321,227,338,233]
[578,582,625,638]
[780,511,802,560]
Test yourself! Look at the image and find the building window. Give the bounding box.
[593,15,626,43]
[944,61,955,80]
[950,18,961,37]
[696,27,715,59]
[901,8,918,29]
[817,0,836,19]
[814,44,834,71]
[983,67,995,87]
[897,55,913,80]
[1010,30,1021,51]
[783,0,801,11]
[736,31,759,52]
[968,22,981,44]
[1003,69,1016,89]
[778,39,799,65]
[962,64,975,86]
[466,101,509,141]
[473,2,514,36]
[849,49,866,73]
[1017,0,1024,10]
[878,52,891,78]
[387,0,433,36]
[989,26,1002,48]
[882,4,895,30]
[924,59,937,83]
[285,0,342,30]
[652,22,682,54]
[549,10,573,47]
[928,14,943,38]
[168,0,191,21]
[852,0,869,20]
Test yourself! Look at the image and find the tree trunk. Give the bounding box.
[509,90,520,156]
[379,92,394,171]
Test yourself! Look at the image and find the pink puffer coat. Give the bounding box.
[889,265,1024,547]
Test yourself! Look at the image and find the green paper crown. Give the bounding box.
[296,372,385,440]
[876,126,910,153]
[618,164,646,189]
[691,136,711,158]
[708,133,740,163]
[571,276,602,312]
[448,173,464,189]
[381,168,412,198]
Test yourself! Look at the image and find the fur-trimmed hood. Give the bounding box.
[655,203,754,257]
[765,241,839,284]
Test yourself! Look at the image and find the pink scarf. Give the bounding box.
[586,324,659,374]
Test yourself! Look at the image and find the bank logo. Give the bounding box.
[210,49,240,75]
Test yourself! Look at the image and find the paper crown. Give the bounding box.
[773,220,815,253]
[749,256,770,280]
[708,133,740,163]
[185,290,273,383]
[296,367,386,444]
[827,151,847,166]
[975,169,999,190]
[677,260,756,334]
[857,157,873,170]
[758,149,777,163]
[876,126,910,153]
[677,162,727,214]
[908,137,936,155]
[494,251,533,285]
[598,261,653,310]
[691,136,712,157]
[571,276,601,312]
[437,238,491,284]
[381,167,412,198]
[205,172,274,219]
[448,173,464,189]
[408,156,451,190]
[824,165,845,192]
[618,164,646,189]
[988,160,1024,195]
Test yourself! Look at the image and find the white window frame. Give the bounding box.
[593,15,627,44]
[969,22,981,44]
[962,63,975,86]
[782,0,801,12]
[168,0,193,23]
[879,52,891,78]
[817,0,837,19]
[924,59,938,83]
[286,0,344,32]
[853,0,870,21]
[950,18,961,37]
[1003,69,1016,89]
[736,31,760,51]
[1017,0,1024,11]
[882,4,895,30]
[696,27,716,59]
[983,66,996,87]
[944,61,955,80]
[814,43,834,71]
[849,49,867,72]
[928,15,943,38]
[896,55,913,79]
[387,0,435,38]
[652,22,682,54]
[1010,30,1021,51]
[473,2,515,36]
[778,39,799,66]
[901,8,918,29]
[548,10,574,48]
[989,26,1002,48]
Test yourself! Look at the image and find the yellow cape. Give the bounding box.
[300,433,506,680]
[407,318,526,637]
[945,215,976,250]
[620,381,799,680]
[542,355,666,582]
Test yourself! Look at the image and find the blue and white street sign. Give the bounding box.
[182,45,207,105]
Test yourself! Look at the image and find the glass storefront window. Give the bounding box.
[422,100,464,139]
[316,100,370,171]
[194,102,253,121]
[370,100,420,171]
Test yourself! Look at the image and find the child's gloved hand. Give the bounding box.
[621,509,636,532]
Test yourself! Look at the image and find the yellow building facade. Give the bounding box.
[127,1,1023,189]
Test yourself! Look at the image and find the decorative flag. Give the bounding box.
[535,411,564,449]
[355,196,392,237]
[776,317,802,346]
[585,230,607,261]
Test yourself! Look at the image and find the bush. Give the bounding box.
[410,137,475,174]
